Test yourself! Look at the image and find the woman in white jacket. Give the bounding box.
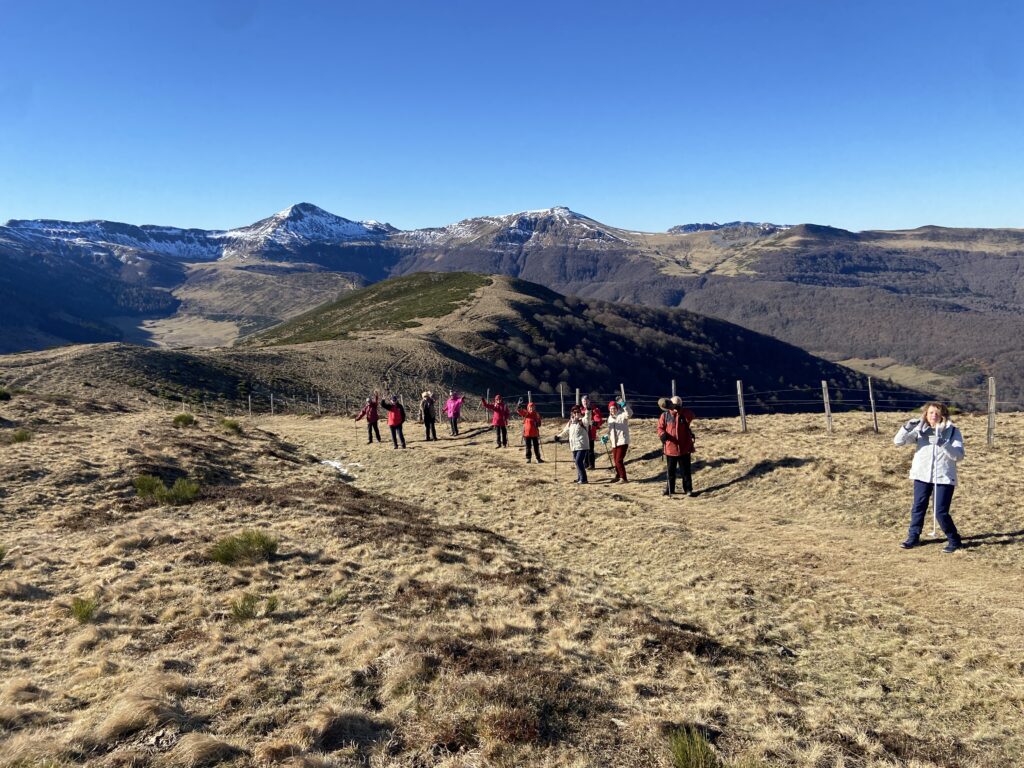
[604,400,633,483]
[893,401,965,553]
[555,405,592,484]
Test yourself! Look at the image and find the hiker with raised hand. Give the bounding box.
[894,401,965,553]
[380,395,407,449]
[419,391,438,442]
[581,395,604,470]
[605,399,633,482]
[481,393,511,448]
[554,404,591,483]
[517,400,544,464]
[354,391,382,444]
[444,390,465,435]
[657,395,696,497]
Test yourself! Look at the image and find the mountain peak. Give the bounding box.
[275,202,336,221]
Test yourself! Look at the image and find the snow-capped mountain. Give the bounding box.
[668,221,789,235]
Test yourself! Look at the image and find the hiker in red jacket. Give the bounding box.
[657,395,696,496]
[380,395,407,449]
[354,391,382,444]
[581,395,604,470]
[481,393,510,448]
[516,401,544,463]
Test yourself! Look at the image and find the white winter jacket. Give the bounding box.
[893,420,964,485]
[557,413,591,452]
[605,403,633,448]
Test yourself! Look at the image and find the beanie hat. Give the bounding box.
[608,401,618,410]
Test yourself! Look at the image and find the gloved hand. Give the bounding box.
[904,419,920,431]
[553,435,561,444]
[600,435,609,445]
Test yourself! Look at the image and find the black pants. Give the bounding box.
[449,416,459,435]
[573,450,589,483]
[587,436,597,469]
[366,421,381,443]
[495,425,508,447]
[390,425,406,448]
[525,437,542,462]
[424,418,437,441]
[666,454,692,494]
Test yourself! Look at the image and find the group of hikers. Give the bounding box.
[355,390,967,551]
[354,389,698,496]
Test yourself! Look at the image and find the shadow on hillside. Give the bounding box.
[626,450,739,471]
[691,457,816,496]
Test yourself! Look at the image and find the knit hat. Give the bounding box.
[608,401,618,410]
[671,396,682,406]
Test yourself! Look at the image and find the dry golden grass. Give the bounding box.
[1,389,1023,767]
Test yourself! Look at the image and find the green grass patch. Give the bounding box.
[172,413,196,428]
[219,417,242,435]
[133,474,200,506]
[669,726,721,768]
[69,596,99,624]
[248,272,492,345]
[5,429,32,444]
[209,530,279,566]
[229,592,278,622]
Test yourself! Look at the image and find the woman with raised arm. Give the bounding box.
[894,401,964,553]
[554,404,592,484]
[444,390,465,435]
[481,393,510,448]
[380,395,407,449]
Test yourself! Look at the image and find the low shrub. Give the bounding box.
[209,530,278,566]
[70,596,99,624]
[219,417,242,435]
[133,474,200,506]
[10,429,31,444]
[172,413,196,428]
[669,726,721,768]
[0,388,10,401]
[229,592,278,622]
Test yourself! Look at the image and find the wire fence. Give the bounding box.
[163,376,1018,444]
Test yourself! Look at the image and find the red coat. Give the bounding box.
[588,407,603,440]
[482,398,510,427]
[517,408,542,438]
[355,398,379,423]
[381,400,406,426]
[657,408,695,456]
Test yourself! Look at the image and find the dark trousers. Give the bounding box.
[366,421,381,443]
[666,453,692,494]
[611,444,628,479]
[449,416,459,435]
[495,425,508,447]
[390,425,406,448]
[424,418,437,441]
[525,436,541,462]
[586,436,596,469]
[908,480,959,543]
[572,450,589,483]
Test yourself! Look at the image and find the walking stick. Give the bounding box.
[930,487,938,537]
[600,435,614,472]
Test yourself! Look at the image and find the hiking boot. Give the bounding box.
[536,458,544,463]
[899,539,918,549]
[942,542,961,554]
[609,476,619,483]
[662,489,671,497]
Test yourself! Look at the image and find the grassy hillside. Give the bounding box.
[1,389,1022,766]
[248,272,492,345]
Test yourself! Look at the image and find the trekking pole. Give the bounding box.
[931,487,938,537]
[600,435,614,471]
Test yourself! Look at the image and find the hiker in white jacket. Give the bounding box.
[604,400,633,483]
[555,405,592,484]
[893,401,965,553]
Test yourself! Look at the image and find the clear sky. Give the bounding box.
[1,0,1022,232]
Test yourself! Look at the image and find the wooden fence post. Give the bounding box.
[736,380,747,433]
[575,388,580,406]
[987,376,996,447]
[821,380,833,433]
[671,379,677,397]
[248,394,252,418]
[270,393,275,416]
[867,377,878,433]
[317,392,322,416]
[560,383,566,418]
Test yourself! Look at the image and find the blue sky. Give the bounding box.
[1,0,1021,232]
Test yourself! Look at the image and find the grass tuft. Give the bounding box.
[134,475,200,505]
[69,596,99,624]
[172,413,196,428]
[0,545,6,566]
[7,429,32,444]
[209,530,278,566]
[669,726,721,768]
[218,417,242,435]
[0,388,10,401]
[229,592,277,622]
